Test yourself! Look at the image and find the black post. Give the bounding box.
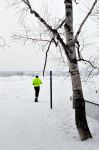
[50,71,52,109]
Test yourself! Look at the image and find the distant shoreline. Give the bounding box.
[0,71,67,77]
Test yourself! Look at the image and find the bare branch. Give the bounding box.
[22,0,29,5]
[21,1,66,47]
[56,19,65,30]
[78,57,99,80]
[75,0,97,41]
[43,38,53,76]
[78,58,98,69]
[75,40,82,59]
[12,24,58,46]
[12,33,52,43]
[22,0,53,32]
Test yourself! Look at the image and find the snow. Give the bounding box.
[0,76,99,150]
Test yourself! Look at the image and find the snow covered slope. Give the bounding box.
[0,76,99,150]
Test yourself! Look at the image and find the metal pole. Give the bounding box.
[50,71,52,109]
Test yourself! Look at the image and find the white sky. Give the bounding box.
[0,0,98,71]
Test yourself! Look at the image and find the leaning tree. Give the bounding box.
[7,0,98,140]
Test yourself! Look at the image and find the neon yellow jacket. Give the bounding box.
[32,78,42,87]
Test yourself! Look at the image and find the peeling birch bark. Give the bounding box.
[64,0,92,141]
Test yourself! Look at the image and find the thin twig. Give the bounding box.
[12,34,52,43]
[78,58,98,69]
[56,20,65,30]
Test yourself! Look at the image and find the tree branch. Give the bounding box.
[21,0,71,59]
[12,33,52,43]
[22,0,29,5]
[75,0,97,41]
[56,19,65,30]
[43,38,53,76]
[22,0,53,32]
[78,58,98,69]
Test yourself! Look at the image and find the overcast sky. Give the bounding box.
[0,0,98,71]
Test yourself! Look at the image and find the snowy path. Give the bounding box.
[0,76,99,150]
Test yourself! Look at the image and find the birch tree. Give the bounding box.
[7,0,98,141]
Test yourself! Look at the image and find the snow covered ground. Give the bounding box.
[0,75,99,150]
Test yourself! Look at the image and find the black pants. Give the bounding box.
[34,87,40,98]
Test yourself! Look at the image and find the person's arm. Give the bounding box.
[40,79,42,84]
[32,79,35,85]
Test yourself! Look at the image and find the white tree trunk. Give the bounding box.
[64,0,92,141]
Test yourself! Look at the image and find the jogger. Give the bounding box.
[32,75,42,102]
